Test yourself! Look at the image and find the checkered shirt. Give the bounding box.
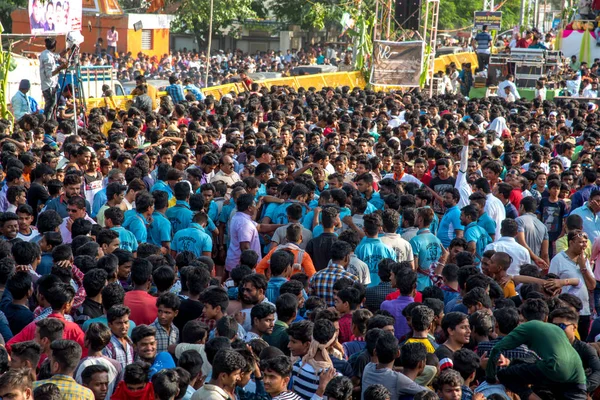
[151,319,180,353]
[309,263,358,307]
[103,334,134,371]
[365,281,395,312]
[33,374,94,400]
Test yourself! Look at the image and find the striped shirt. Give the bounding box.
[292,360,320,400]
[273,392,303,400]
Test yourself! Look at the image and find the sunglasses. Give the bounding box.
[67,208,80,213]
[553,322,575,330]
[573,233,589,240]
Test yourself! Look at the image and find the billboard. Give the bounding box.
[370,40,424,87]
[474,11,502,31]
[29,0,82,34]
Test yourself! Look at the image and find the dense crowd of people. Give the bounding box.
[5,33,600,400]
[86,42,353,87]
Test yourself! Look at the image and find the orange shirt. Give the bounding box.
[256,243,316,277]
[502,280,517,298]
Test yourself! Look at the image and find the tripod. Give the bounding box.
[55,45,88,133]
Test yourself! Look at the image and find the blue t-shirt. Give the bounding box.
[122,211,149,243]
[312,207,351,238]
[148,211,173,247]
[355,237,397,286]
[150,181,174,202]
[111,226,139,252]
[273,201,308,225]
[207,201,219,223]
[437,206,464,248]
[410,229,442,291]
[477,212,497,239]
[464,222,492,263]
[38,253,54,276]
[91,188,107,218]
[171,222,213,257]
[364,192,385,210]
[166,201,194,233]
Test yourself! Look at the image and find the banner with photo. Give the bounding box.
[370,40,424,87]
[29,0,83,34]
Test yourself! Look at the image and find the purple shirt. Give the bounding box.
[380,295,414,340]
[59,214,96,243]
[225,212,262,271]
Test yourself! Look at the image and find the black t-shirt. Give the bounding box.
[429,176,456,214]
[26,182,50,223]
[306,233,339,272]
[434,343,455,364]
[174,298,204,331]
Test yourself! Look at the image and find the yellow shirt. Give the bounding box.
[502,280,517,298]
[556,235,592,259]
[405,337,436,353]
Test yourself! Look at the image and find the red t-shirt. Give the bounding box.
[386,290,422,302]
[124,290,158,326]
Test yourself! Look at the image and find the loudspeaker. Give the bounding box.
[134,21,143,31]
[395,0,421,30]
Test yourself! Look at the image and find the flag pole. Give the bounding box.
[205,0,214,88]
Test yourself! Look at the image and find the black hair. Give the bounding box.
[276,293,298,322]
[400,342,427,369]
[205,337,232,365]
[49,340,82,372]
[520,298,549,322]
[200,286,229,312]
[336,287,361,310]
[156,292,181,311]
[286,320,313,343]
[6,271,32,300]
[181,320,209,344]
[152,369,180,400]
[153,266,176,293]
[364,384,391,400]
[374,330,398,364]
[82,268,108,297]
[107,305,131,323]
[441,312,468,336]
[453,348,481,381]
[131,258,153,286]
[211,349,247,378]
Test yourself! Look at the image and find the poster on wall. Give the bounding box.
[370,40,424,87]
[29,0,82,34]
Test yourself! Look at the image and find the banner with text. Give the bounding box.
[29,0,82,34]
[474,11,502,31]
[370,40,424,87]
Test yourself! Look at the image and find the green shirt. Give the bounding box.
[486,320,586,385]
[262,320,290,355]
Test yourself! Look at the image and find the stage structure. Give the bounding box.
[371,0,439,97]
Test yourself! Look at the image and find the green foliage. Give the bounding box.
[0,0,27,33]
[437,0,522,31]
[172,0,257,42]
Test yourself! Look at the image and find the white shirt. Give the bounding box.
[484,236,531,275]
[380,233,414,263]
[497,80,521,100]
[549,251,593,316]
[383,173,422,185]
[455,146,472,209]
[485,193,505,241]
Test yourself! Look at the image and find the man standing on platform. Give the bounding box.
[474,25,492,70]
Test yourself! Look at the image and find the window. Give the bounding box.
[141,30,153,50]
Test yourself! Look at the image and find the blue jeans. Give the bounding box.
[594,281,600,314]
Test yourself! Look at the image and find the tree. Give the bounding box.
[172,0,257,48]
[1,0,27,33]
[437,0,522,31]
